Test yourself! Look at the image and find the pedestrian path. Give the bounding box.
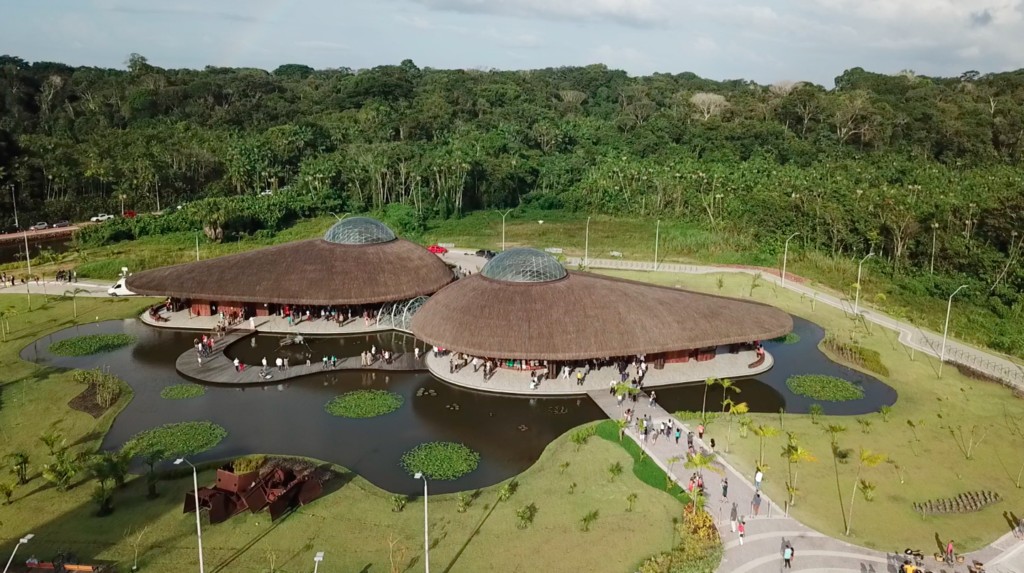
[584,388,1024,573]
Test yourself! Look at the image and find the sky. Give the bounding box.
[1,0,1023,86]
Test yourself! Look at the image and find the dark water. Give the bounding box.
[0,236,72,265]
[224,330,422,366]
[655,315,897,416]
[20,314,896,494]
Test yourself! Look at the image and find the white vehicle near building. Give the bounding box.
[90,213,115,222]
[108,267,136,296]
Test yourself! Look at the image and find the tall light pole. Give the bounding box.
[653,219,660,271]
[584,216,591,268]
[781,232,800,288]
[853,252,874,316]
[930,222,939,274]
[313,551,325,573]
[8,183,17,229]
[195,232,200,262]
[120,193,127,216]
[413,472,430,573]
[174,458,205,573]
[23,229,32,309]
[497,209,513,251]
[939,284,968,378]
[3,534,33,573]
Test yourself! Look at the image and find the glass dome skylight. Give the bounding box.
[480,248,568,283]
[323,217,397,245]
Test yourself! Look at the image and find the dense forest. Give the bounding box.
[1,54,1023,354]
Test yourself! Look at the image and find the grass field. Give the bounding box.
[601,269,1024,553]
[0,293,685,573]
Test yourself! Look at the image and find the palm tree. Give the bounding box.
[62,287,91,319]
[615,418,629,441]
[89,452,120,515]
[700,377,718,423]
[723,399,749,453]
[39,429,65,456]
[684,452,723,509]
[0,305,17,342]
[0,482,14,505]
[752,424,780,467]
[6,451,29,484]
[719,378,740,412]
[823,423,847,447]
[139,447,167,499]
[845,448,886,536]
[781,434,816,507]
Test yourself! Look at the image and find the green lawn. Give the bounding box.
[604,269,1024,552]
[0,292,684,572]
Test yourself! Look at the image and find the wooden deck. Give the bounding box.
[174,331,424,385]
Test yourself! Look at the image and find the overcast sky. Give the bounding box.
[2,0,1023,86]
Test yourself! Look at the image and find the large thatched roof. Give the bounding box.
[127,217,454,305]
[410,248,792,360]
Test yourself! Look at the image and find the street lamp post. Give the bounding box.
[174,458,205,573]
[781,232,800,288]
[853,252,874,316]
[3,534,34,573]
[653,219,660,271]
[584,216,591,268]
[497,209,513,251]
[313,551,325,573]
[939,285,969,378]
[413,472,430,573]
[120,194,127,216]
[8,184,16,229]
[930,222,939,274]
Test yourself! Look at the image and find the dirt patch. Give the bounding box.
[68,384,114,418]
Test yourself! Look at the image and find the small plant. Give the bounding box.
[401,442,480,480]
[809,404,824,424]
[0,482,15,505]
[391,494,408,512]
[50,334,136,356]
[878,405,892,422]
[6,452,29,485]
[568,482,577,494]
[559,461,570,475]
[607,461,623,482]
[516,502,538,529]
[325,390,404,418]
[232,455,265,474]
[498,478,519,502]
[770,332,801,345]
[856,418,873,434]
[570,426,597,451]
[626,492,638,512]
[786,375,864,402]
[456,492,470,513]
[716,276,725,291]
[579,510,600,532]
[160,384,207,400]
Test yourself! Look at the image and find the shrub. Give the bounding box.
[232,455,265,474]
[324,390,404,418]
[391,494,408,512]
[570,425,597,451]
[160,384,207,400]
[823,335,889,376]
[771,332,801,345]
[516,502,538,529]
[400,442,480,480]
[51,334,136,356]
[498,478,519,502]
[123,422,227,459]
[72,368,125,408]
[579,510,600,532]
[786,375,864,402]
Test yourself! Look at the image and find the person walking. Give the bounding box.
[674,427,682,444]
[752,492,762,517]
[261,356,268,370]
[754,468,764,490]
[729,503,738,532]
[697,423,704,439]
[233,357,241,372]
[783,543,793,569]
[945,539,954,565]
[284,357,289,370]
[649,391,657,408]
[737,520,745,545]
[722,477,729,499]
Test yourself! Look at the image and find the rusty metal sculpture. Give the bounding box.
[183,457,330,524]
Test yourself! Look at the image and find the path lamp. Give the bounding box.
[413,472,430,573]
[496,209,513,251]
[313,551,325,573]
[3,534,33,573]
[174,458,205,573]
[120,193,127,216]
[584,216,591,268]
[853,252,874,316]
[781,232,800,288]
[939,285,968,378]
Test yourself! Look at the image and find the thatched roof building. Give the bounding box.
[410,248,792,360]
[127,217,454,306]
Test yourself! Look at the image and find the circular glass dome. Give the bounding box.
[323,217,397,245]
[480,248,568,283]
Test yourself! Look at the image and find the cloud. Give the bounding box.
[396,14,545,49]
[404,0,667,27]
[100,2,261,23]
[295,40,349,51]
[970,9,993,26]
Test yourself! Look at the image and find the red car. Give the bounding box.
[428,244,448,254]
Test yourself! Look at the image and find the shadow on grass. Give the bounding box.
[210,509,295,573]
[441,496,501,573]
[594,420,690,504]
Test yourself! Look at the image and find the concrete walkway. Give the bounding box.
[586,388,1024,572]
[566,256,1024,393]
[424,348,773,396]
[142,307,394,335]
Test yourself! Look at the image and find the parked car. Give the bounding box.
[475,249,497,259]
[90,213,115,222]
[52,220,71,228]
[428,244,449,255]
[29,221,48,231]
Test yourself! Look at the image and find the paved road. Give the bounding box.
[586,389,1024,573]
[0,279,112,297]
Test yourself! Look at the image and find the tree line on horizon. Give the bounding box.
[0,54,1023,354]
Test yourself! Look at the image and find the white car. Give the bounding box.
[107,279,135,297]
[90,214,115,222]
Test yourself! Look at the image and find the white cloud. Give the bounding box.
[405,0,668,27]
[295,40,349,51]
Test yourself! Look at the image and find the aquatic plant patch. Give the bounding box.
[786,375,864,402]
[50,334,136,356]
[771,332,801,345]
[160,384,207,400]
[400,441,480,480]
[123,421,227,458]
[325,390,404,418]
